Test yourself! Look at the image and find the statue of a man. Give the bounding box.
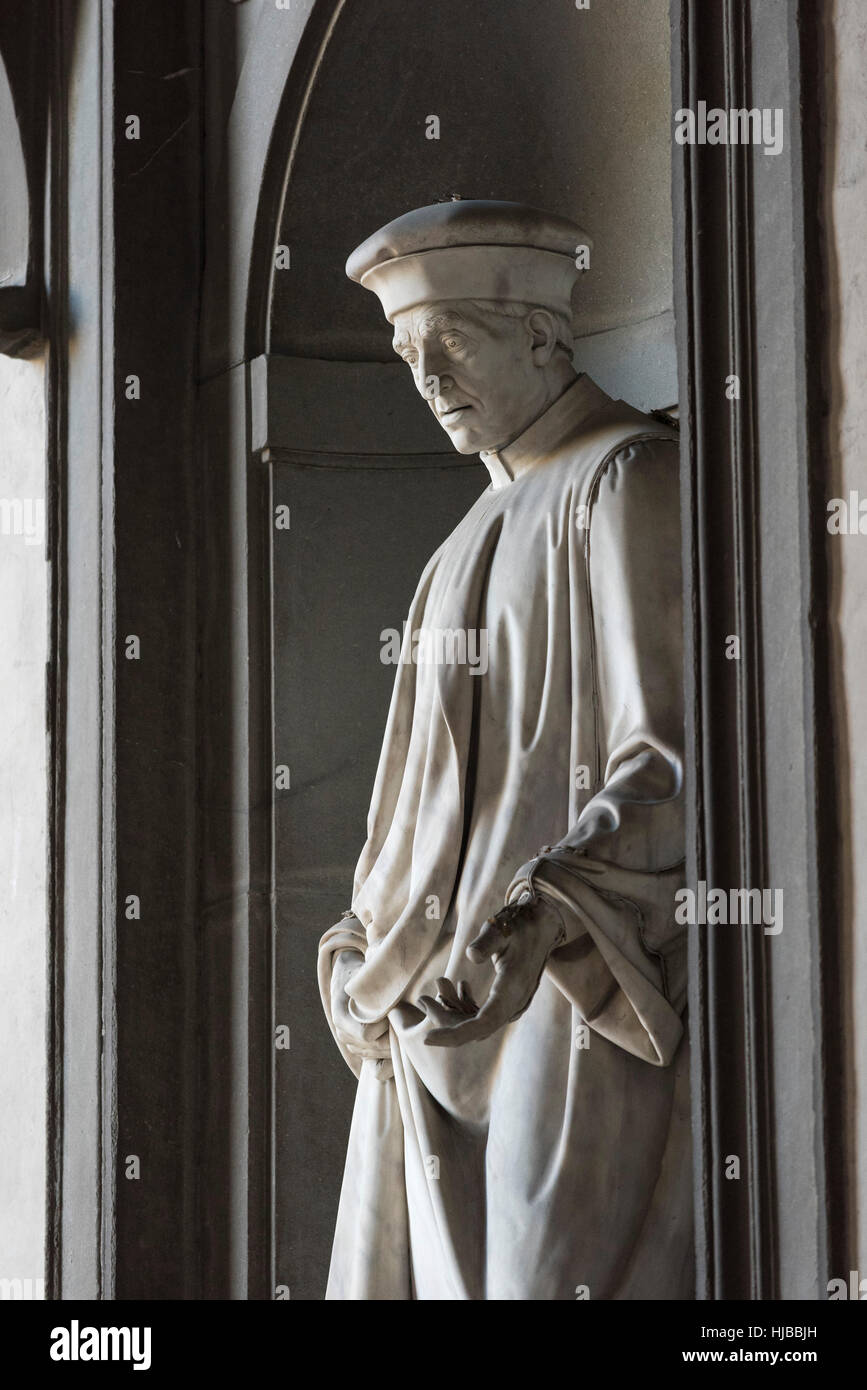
[317,201,693,1300]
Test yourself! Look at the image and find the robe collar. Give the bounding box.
[479,373,611,488]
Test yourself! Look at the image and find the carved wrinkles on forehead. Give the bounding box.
[417,310,468,336]
[392,308,470,353]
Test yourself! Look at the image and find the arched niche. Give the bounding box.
[198,0,677,1299]
[200,0,344,377]
[223,0,678,1301]
[267,0,676,406]
[201,0,676,398]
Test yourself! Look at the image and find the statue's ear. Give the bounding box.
[527,308,558,363]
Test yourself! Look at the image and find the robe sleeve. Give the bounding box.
[317,915,369,1078]
[505,437,687,1067]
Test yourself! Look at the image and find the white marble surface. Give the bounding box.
[318,208,691,1298]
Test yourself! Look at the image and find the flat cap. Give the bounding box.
[346,200,592,323]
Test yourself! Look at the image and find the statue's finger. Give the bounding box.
[425,980,514,1046]
[344,1034,391,1053]
[335,1012,385,1048]
[360,1018,389,1043]
[458,980,480,1015]
[434,976,478,1017]
[346,1001,389,1039]
[417,993,459,1026]
[429,966,527,1046]
[434,976,463,1011]
[345,1038,391,1060]
[424,1018,485,1048]
[424,1010,507,1046]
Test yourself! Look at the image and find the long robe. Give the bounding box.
[318,374,693,1300]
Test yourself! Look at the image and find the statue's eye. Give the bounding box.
[442,336,463,351]
[404,353,418,367]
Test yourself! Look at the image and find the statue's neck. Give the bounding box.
[494,363,579,455]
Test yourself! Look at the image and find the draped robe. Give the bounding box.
[317,374,694,1300]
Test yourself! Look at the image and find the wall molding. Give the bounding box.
[672,0,843,1299]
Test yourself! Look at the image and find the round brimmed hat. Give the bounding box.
[346,200,592,323]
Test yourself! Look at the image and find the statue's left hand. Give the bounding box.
[419,893,567,1048]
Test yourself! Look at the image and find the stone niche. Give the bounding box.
[271,0,675,407]
[265,0,675,1299]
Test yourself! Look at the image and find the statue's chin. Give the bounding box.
[449,436,487,456]
[440,425,498,456]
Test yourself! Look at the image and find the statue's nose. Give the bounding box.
[417,343,448,387]
[418,368,453,402]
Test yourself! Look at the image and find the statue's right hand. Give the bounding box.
[330,948,393,1078]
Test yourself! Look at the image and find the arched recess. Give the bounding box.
[198,0,353,1302]
[199,0,347,379]
[199,0,679,1300]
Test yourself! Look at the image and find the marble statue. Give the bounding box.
[317,200,693,1300]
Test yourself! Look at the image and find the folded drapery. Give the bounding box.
[316,380,693,1299]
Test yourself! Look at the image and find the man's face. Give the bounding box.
[391,301,547,454]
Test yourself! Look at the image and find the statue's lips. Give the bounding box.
[437,404,474,423]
